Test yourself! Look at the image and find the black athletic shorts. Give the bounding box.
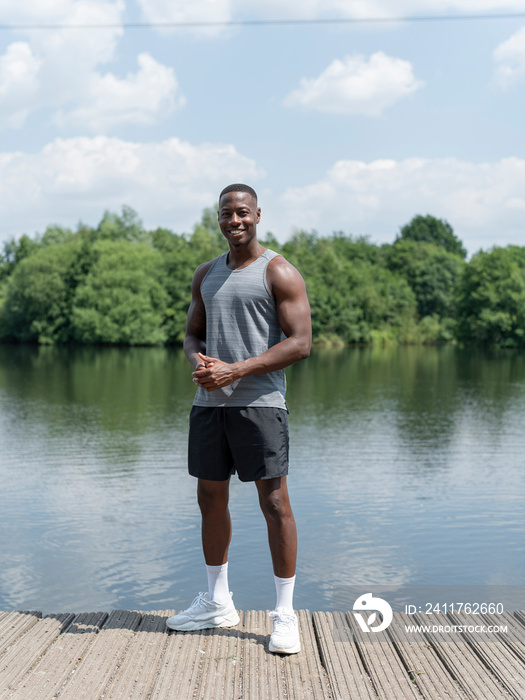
[188,406,289,482]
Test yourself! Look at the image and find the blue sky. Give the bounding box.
[1,1,524,255]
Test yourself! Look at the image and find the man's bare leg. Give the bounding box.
[256,476,297,578]
[257,475,300,653]
[197,478,232,565]
[166,477,238,630]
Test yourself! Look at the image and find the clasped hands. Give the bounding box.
[192,352,239,391]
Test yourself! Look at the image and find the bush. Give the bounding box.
[456,247,525,346]
[72,240,168,345]
[1,242,85,343]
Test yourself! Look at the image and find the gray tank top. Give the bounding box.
[193,249,287,408]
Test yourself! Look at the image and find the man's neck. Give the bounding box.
[226,240,265,270]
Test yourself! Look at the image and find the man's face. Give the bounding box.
[218,191,261,248]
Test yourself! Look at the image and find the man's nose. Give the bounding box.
[230,212,241,225]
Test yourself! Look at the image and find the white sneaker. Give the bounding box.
[268,608,301,654]
[166,592,240,631]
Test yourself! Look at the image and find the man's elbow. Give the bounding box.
[296,336,311,361]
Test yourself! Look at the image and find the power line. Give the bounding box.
[1,13,525,31]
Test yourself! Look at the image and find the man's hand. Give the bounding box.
[192,352,239,391]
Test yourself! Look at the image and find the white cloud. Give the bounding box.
[333,0,525,14]
[2,1,124,65]
[284,52,423,116]
[0,0,183,131]
[1,143,524,254]
[54,54,185,131]
[2,0,76,20]
[269,157,525,254]
[139,0,525,33]
[0,43,41,128]
[493,25,525,87]
[0,136,264,238]
[136,0,234,36]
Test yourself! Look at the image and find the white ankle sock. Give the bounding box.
[274,574,296,613]
[206,563,230,605]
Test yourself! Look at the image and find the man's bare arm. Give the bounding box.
[194,257,311,391]
[183,261,213,370]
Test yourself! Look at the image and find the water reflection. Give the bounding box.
[0,344,524,614]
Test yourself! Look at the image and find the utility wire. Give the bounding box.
[1,13,525,31]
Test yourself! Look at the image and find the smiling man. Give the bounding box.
[166,183,312,654]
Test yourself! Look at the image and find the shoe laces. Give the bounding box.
[269,609,297,633]
[187,592,211,612]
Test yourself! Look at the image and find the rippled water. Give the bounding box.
[1,344,524,614]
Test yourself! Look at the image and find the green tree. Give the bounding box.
[330,232,386,266]
[72,240,168,345]
[506,245,525,269]
[456,247,525,346]
[1,242,85,343]
[386,240,465,318]
[200,205,222,237]
[96,206,150,244]
[152,230,202,344]
[397,215,467,259]
[259,232,281,250]
[283,231,417,344]
[189,204,226,257]
[0,235,41,282]
[40,225,74,248]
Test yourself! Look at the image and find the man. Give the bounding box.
[166,184,311,655]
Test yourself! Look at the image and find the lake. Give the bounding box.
[1,344,524,615]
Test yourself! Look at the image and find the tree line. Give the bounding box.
[1,206,524,347]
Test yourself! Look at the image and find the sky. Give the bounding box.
[1,1,525,256]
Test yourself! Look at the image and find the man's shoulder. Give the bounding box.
[264,248,285,263]
[266,252,304,287]
[193,254,224,282]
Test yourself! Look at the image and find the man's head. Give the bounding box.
[219,183,257,206]
[218,184,260,248]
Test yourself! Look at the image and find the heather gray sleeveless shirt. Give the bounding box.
[193,249,287,409]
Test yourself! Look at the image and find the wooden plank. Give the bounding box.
[480,611,525,664]
[150,611,243,700]
[7,611,108,699]
[386,612,467,699]
[1,608,524,700]
[243,610,285,700]
[446,611,525,700]
[188,615,243,700]
[242,609,329,700]
[282,610,331,700]
[345,611,421,699]
[102,611,172,700]
[312,611,376,700]
[512,611,525,634]
[58,609,142,699]
[413,612,511,700]
[0,613,74,694]
[0,612,41,655]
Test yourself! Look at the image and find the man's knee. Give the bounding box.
[197,479,230,517]
[258,480,292,522]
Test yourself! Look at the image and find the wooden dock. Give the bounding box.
[1,608,525,698]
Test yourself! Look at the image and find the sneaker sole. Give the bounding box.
[269,639,301,654]
[166,610,240,632]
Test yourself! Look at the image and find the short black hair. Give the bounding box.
[219,183,258,204]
